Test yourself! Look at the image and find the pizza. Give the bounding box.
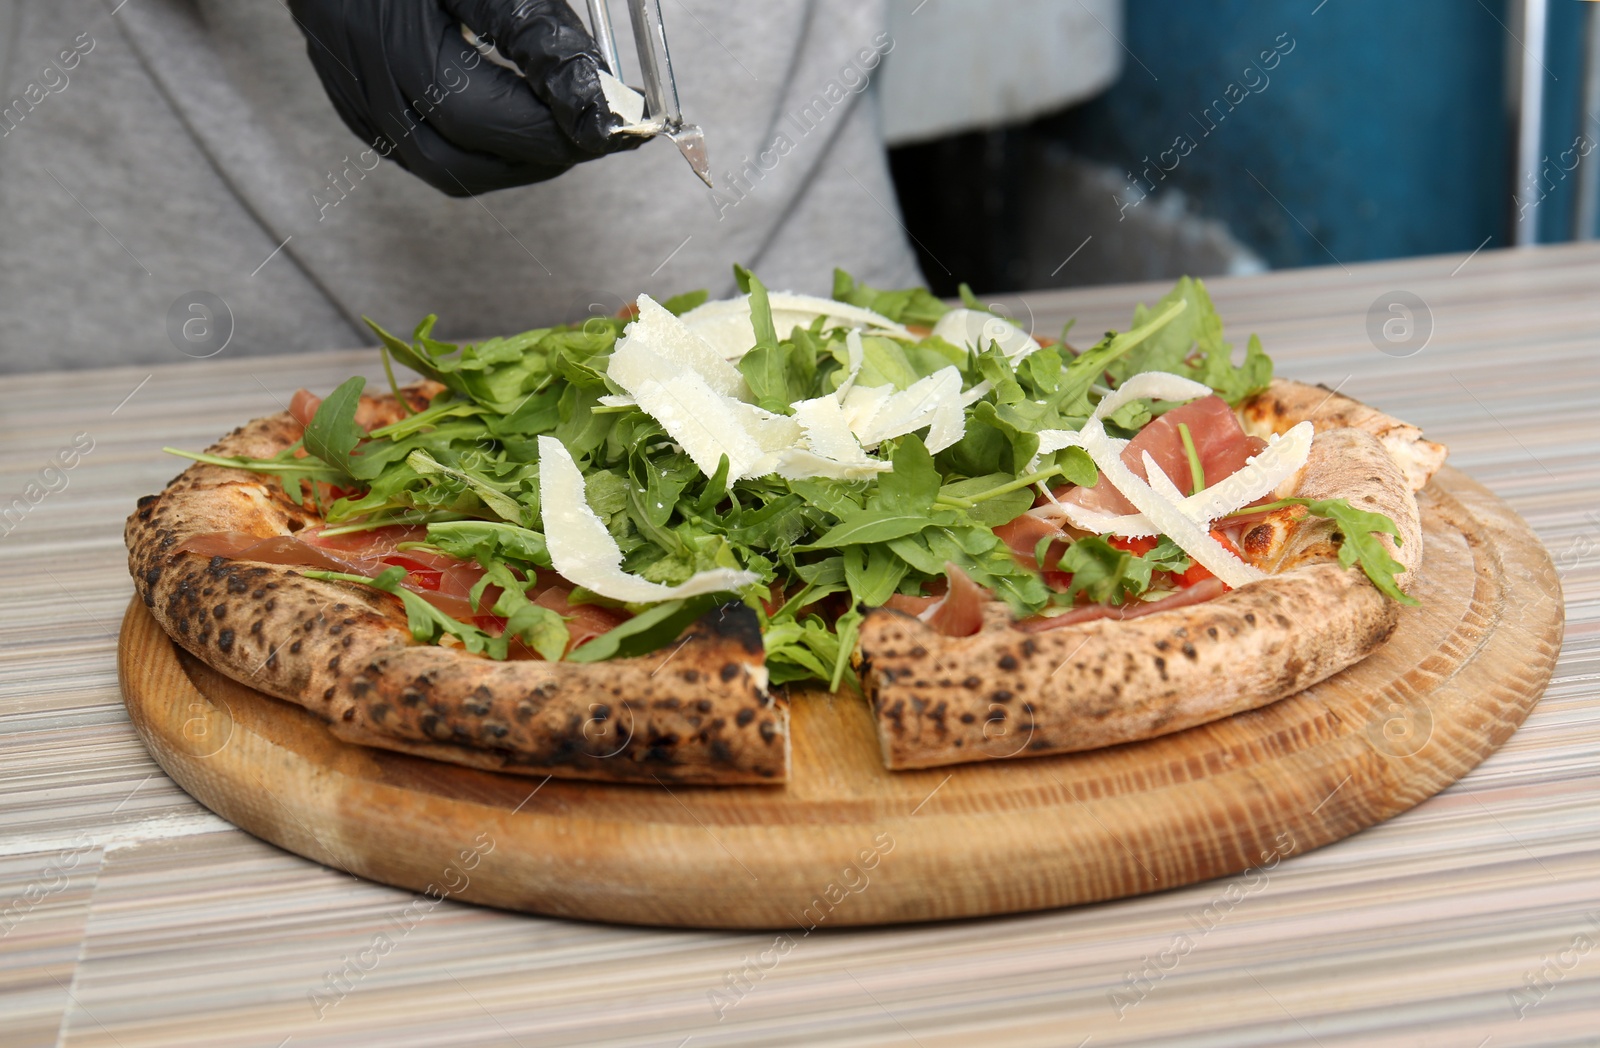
[126,271,1445,784]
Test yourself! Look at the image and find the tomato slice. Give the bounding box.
[1175,530,1242,588]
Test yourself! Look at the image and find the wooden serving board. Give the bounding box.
[117,467,1563,929]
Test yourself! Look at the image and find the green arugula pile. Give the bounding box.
[171,272,1416,690]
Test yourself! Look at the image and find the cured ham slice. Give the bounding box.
[1061,394,1267,516]
[883,564,987,637]
[1015,578,1227,632]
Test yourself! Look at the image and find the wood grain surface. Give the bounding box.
[116,465,1561,929]
[6,243,1599,1047]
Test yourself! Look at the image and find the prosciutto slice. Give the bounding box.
[883,563,988,637]
[1014,577,1228,632]
[1062,395,1266,516]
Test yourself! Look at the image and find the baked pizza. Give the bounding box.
[126,271,1445,784]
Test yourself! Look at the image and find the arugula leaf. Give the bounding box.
[1143,535,1192,574]
[303,376,369,481]
[1110,278,1273,404]
[407,449,527,525]
[744,269,779,350]
[831,268,949,327]
[845,544,909,606]
[803,510,946,549]
[567,596,718,662]
[425,520,551,567]
[975,343,1027,405]
[660,290,708,316]
[1053,298,1189,417]
[739,343,795,413]
[502,602,570,661]
[305,567,509,656]
[872,435,940,514]
[1054,536,1155,606]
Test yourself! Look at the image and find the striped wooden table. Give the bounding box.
[2,244,1597,1048]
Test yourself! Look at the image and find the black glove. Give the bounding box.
[286,0,642,196]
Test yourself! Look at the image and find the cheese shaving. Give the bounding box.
[679,292,915,359]
[1092,373,1213,421]
[597,70,648,131]
[1075,417,1262,587]
[930,308,1041,361]
[850,366,967,452]
[537,436,759,603]
[612,295,749,400]
[630,373,766,479]
[792,393,874,466]
[1037,421,1317,537]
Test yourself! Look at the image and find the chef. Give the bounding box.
[0,0,919,370]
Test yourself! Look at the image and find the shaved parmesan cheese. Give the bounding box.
[961,379,993,407]
[1074,414,1262,588]
[732,403,803,455]
[1092,373,1213,421]
[1033,427,1085,461]
[851,366,967,452]
[679,292,916,359]
[845,328,865,373]
[597,70,648,131]
[1035,421,1316,537]
[839,381,893,434]
[537,436,759,603]
[612,295,749,400]
[597,394,637,408]
[792,393,873,466]
[1178,421,1314,519]
[931,308,1041,361]
[772,447,891,481]
[631,373,766,479]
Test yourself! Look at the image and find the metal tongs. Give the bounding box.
[585,0,711,187]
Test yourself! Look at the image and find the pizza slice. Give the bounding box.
[126,272,1444,784]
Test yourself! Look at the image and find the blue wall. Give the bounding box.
[1054,0,1594,268]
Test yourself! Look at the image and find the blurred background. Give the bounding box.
[880,0,1599,295]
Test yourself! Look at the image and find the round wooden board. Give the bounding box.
[118,466,1563,929]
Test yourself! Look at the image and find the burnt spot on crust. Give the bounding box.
[998,654,1018,671]
[701,602,763,655]
[1243,524,1276,559]
[216,628,234,653]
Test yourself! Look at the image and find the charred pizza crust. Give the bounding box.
[125,393,788,785]
[857,380,1442,770]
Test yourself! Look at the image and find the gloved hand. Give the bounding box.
[286,0,642,196]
